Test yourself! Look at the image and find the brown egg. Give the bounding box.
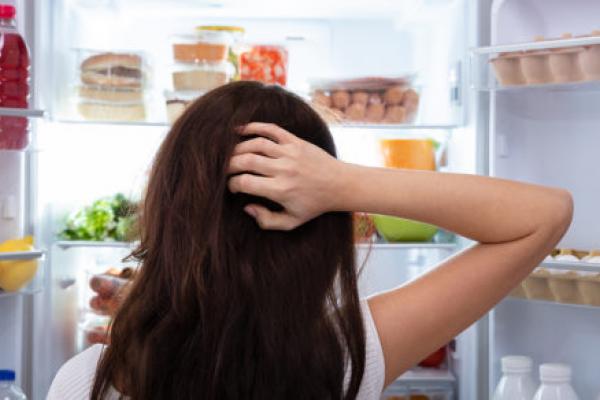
[368,93,383,105]
[403,89,420,115]
[345,103,366,121]
[351,91,369,106]
[365,103,385,122]
[383,85,405,105]
[383,105,407,123]
[331,90,350,110]
[312,91,331,107]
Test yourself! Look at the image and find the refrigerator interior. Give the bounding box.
[486,0,600,398]
[34,0,479,398]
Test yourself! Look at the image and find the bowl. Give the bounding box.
[372,214,437,242]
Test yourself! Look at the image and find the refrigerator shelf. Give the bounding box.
[396,367,455,384]
[472,36,600,55]
[475,79,600,93]
[331,123,458,130]
[0,250,44,261]
[55,240,136,250]
[541,259,600,273]
[0,108,45,118]
[357,242,457,251]
[506,296,600,311]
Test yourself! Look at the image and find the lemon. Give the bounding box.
[0,236,38,292]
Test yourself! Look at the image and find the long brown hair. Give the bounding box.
[91,81,366,400]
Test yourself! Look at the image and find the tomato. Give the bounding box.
[418,346,446,368]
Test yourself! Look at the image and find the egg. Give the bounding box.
[403,89,420,115]
[345,103,366,121]
[351,91,369,106]
[383,85,405,105]
[365,103,385,122]
[368,93,383,105]
[331,91,350,110]
[312,91,331,107]
[383,105,406,123]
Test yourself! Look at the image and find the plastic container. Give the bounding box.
[164,90,203,124]
[196,26,245,79]
[0,4,30,151]
[493,355,537,400]
[78,313,111,350]
[533,363,579,400]
[87,269,131,316]
[172,28,238,63]
[240,44,288,86]
[172,61,233,91]
[0,370,26,399]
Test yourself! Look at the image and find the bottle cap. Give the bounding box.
[0,5,15,19]
[540,363,572,382]
[501,355,533,373]
[0,370,16,381]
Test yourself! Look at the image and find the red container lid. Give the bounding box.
[0,5,16,19]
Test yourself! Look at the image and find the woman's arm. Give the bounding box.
[228,123,573,385]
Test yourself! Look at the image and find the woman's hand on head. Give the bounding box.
[228,122,348,230]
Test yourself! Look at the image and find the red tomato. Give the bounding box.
[418,346,446,368]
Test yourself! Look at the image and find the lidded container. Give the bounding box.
[493,355,537,400]
[533,363,579,400]
[0,370,27,399]
[172,25,244,64]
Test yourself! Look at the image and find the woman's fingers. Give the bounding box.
[228,153,280,176]
[244,204,299,231]
[239,122,296,145]
[228,173,279,199]
[233,137,283,158]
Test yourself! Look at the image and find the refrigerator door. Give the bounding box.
[477,0,600,398]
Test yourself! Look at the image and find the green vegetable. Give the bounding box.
[60,194,138,242]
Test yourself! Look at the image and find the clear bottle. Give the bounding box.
[493,355,537,400]
[0,3,30,150]
[533,363,579,400]
[0,370,27,399]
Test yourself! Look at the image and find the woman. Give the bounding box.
[47,81,572,400]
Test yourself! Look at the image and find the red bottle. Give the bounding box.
[0,4,30,150]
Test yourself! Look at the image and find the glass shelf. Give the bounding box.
[356,242,457,251]
[55,240,136,250]
[397,367,455,384]
[0,250,44,261]
[0,108,45,118]
[331,123,458,130]
[505,296,600,311]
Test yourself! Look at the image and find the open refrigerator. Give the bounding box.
[1,0,599,399]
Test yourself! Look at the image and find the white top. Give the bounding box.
[47,300,385,400]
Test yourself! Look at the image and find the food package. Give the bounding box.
[171,61,233,91]
[76,50,148,122]
[310,76,419,124]
[164,90,203,125]
[88,267,136,316]
[240,45,288,86]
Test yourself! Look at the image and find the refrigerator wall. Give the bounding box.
[484,0,600,398]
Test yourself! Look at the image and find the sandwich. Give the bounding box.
[80,53,143,88]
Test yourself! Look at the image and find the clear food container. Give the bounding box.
[172,28,239,63]
[78,313,110,350]
[309,76,419,125]
[240,44,288,86]
[164,90,204,125]
[85,268,133,316]
[195,26,245,79]
[75,49,148,89]
[171,61,234,91]
[77,101,146,122]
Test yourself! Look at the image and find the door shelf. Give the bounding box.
[541,259,600,273]
[0,108,45,118]
[0,250,44,261]
[55,240,136,250]
[471,35,600,92]
[396,367,455,384]
[506,296,600,311]
[357,242,457,251]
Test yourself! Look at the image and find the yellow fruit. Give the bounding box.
[0,260,38,292]
[0,236,37,292]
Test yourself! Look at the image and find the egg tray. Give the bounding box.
[491,34,600,87]
[510,268,600,307]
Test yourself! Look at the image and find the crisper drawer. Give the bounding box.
[381,381,454,400]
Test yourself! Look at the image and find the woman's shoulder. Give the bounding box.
[46,344,105,400]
